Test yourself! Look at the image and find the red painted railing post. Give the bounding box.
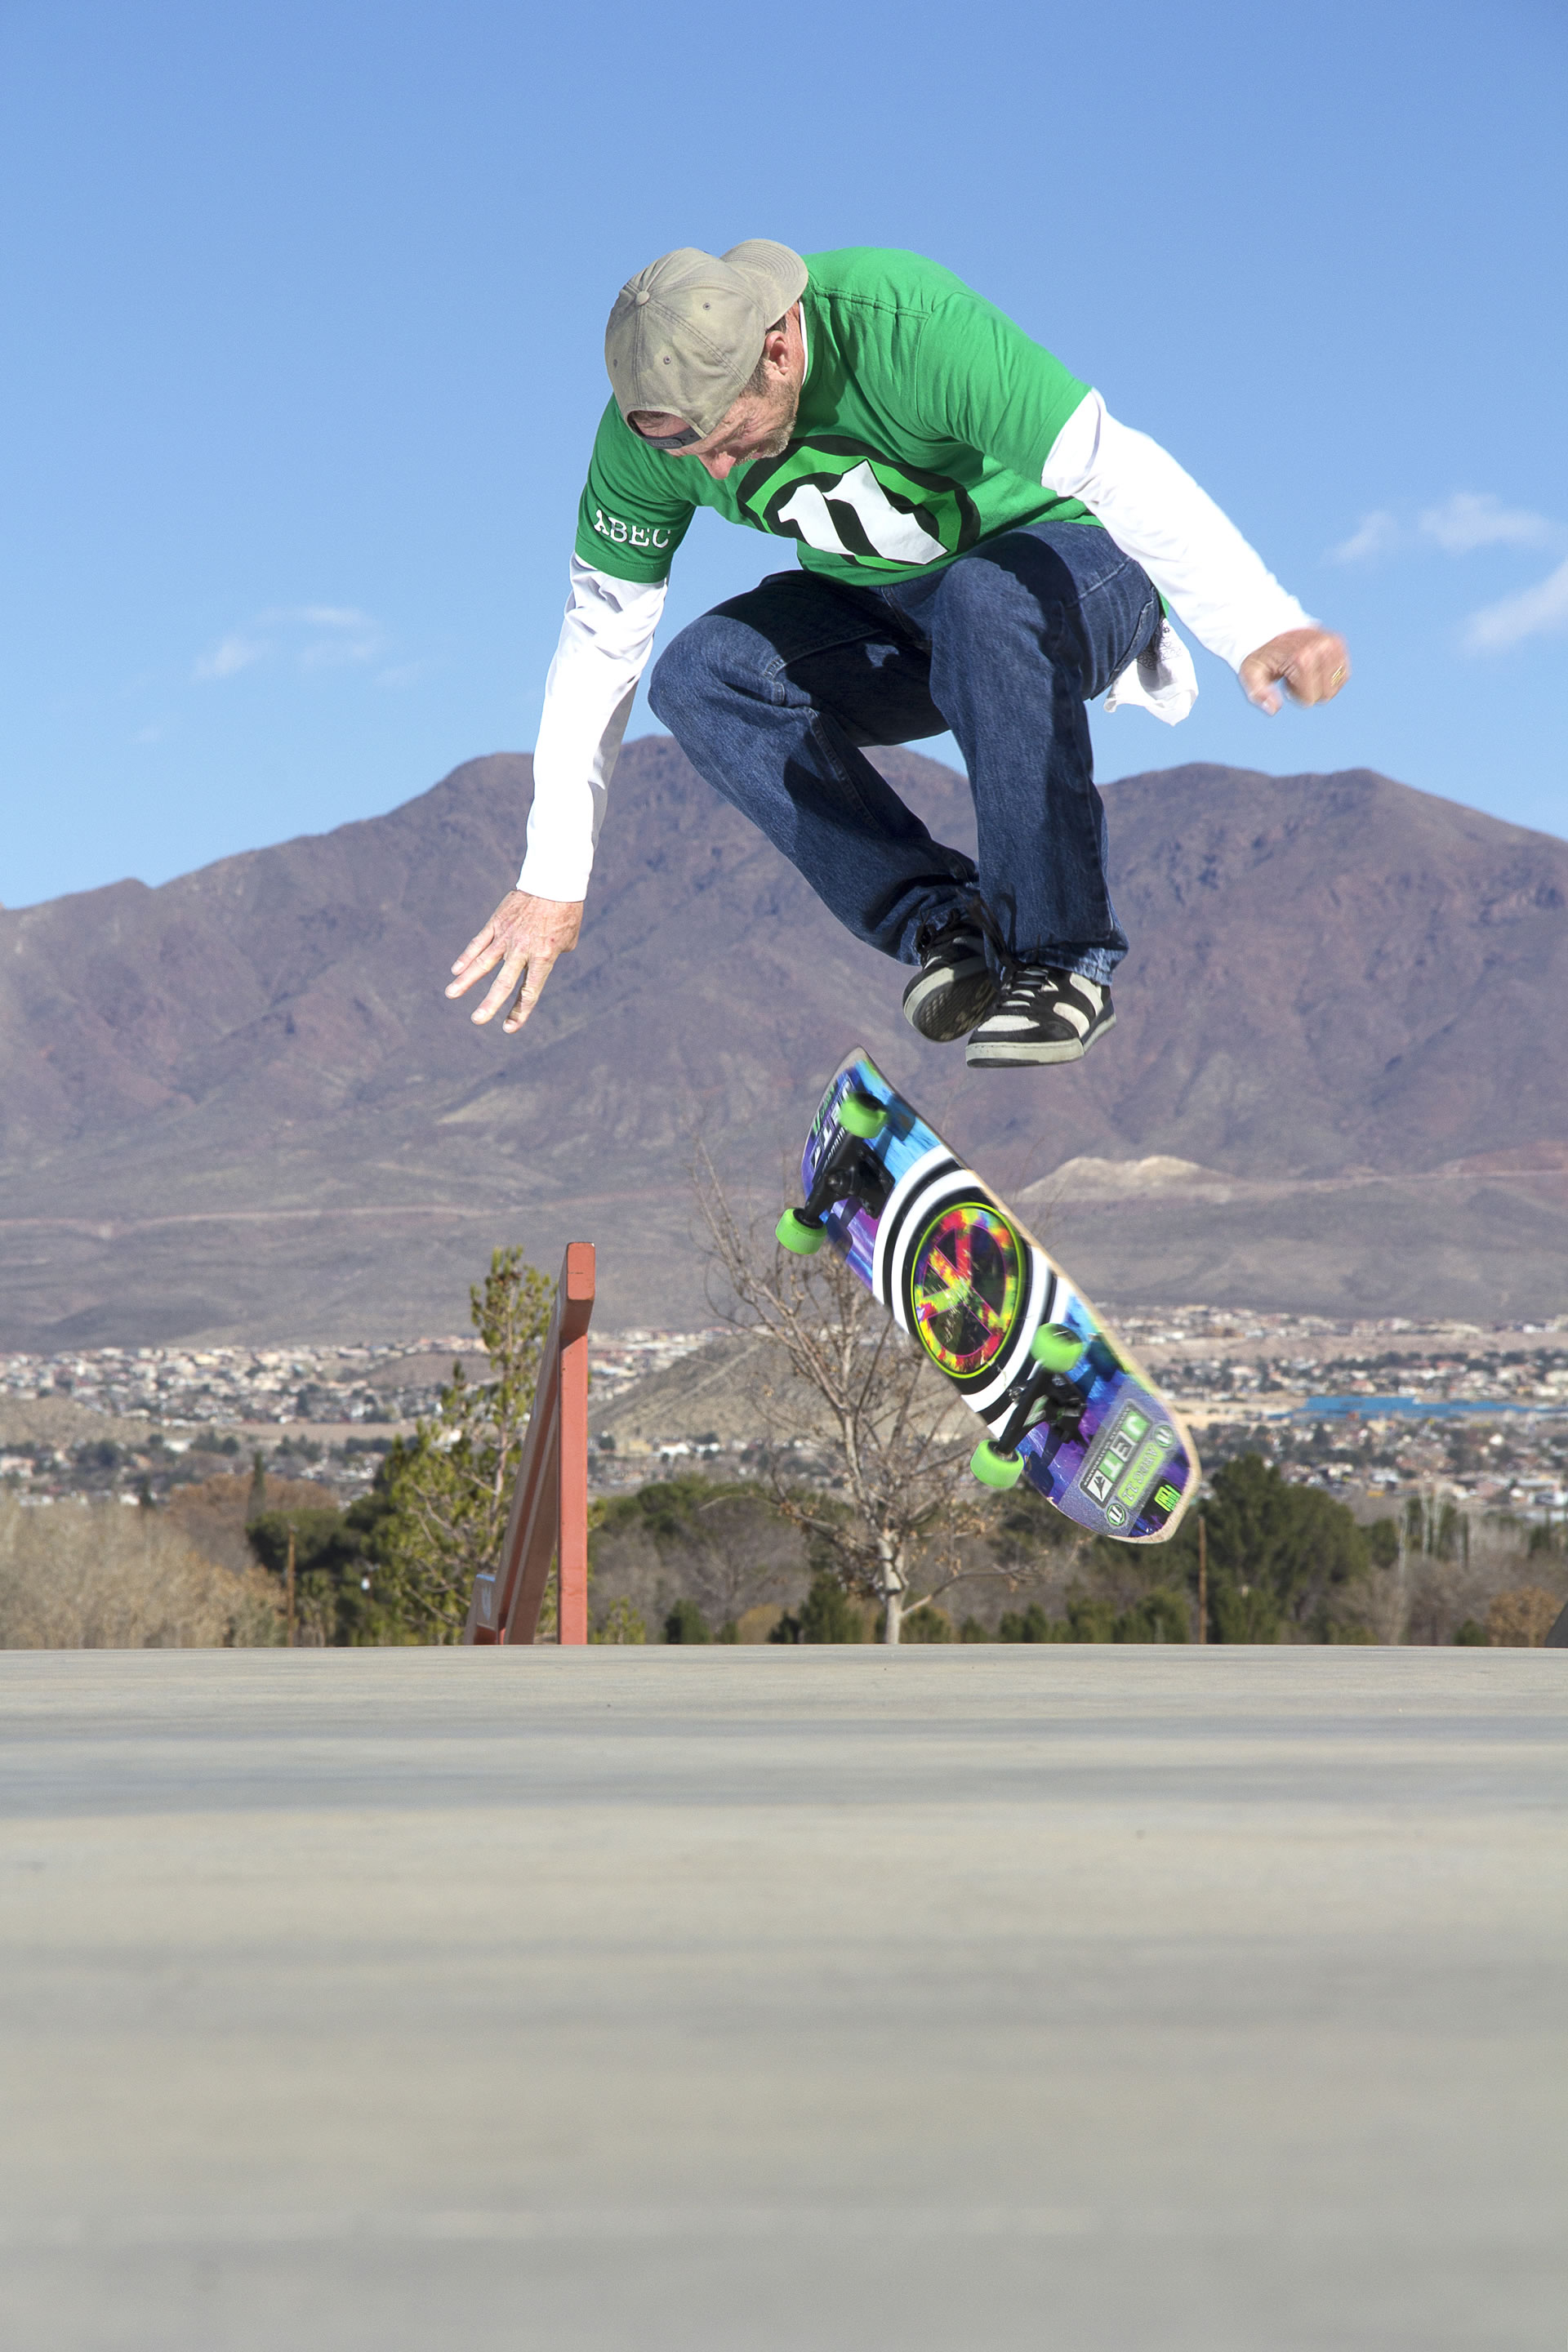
[462,1241,595,1646]
[555,1245,591,1645]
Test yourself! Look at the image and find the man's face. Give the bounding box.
[629,318,802,480]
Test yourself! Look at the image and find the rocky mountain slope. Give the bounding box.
[2,738,1563,1343]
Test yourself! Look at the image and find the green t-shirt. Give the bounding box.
[575,247,1095,589]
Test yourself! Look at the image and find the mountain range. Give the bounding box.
[2,737,1564,1345]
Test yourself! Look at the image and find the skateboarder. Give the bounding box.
[448,242,1349,1066]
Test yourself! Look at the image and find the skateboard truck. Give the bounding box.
[970,1322,1089,1489]
[777,1092,893,1254]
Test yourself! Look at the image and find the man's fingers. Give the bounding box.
[450,921,497,978]
[1240,655,1284,715]
[445,936,506,999]
[471,947,529,1026]
[501,949,557,1032]
[1290,645,1351,704]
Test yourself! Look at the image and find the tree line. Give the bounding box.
[217,1229,1566,1650]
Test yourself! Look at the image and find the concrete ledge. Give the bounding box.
[2,1649,1565,2350]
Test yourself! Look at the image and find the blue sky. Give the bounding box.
[2,0,1564,911]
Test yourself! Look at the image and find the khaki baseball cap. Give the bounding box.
[604,240,808,442]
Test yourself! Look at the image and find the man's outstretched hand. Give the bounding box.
[1241,626,1351,715]
[446,890,584,1034]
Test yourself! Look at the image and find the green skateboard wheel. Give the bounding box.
[776,1209,826,1256]
[838,1091,887,1139]
[1029,1322,1083,1374]
[971,1438,1026,1490]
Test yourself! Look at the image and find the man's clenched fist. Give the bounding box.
[1240,626,1351,715]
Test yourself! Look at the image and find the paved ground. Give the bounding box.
[1,1648,1564,2352]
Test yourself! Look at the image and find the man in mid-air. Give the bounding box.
[449,241,1348,1065]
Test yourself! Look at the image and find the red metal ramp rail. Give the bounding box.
[462,1241,594,1645]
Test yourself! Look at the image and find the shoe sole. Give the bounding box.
[965,1013,1116,1068]
[902,959,998,1044]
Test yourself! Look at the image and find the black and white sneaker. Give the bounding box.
[901,916,999,1043]
[964,967,1116,1067]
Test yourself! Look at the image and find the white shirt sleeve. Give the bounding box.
[1043,390,1316,699]
[517,555,667,899]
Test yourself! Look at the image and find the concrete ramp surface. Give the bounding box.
[2,1648,1565,2350]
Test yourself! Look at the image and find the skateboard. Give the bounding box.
[777,1049,1200,1544]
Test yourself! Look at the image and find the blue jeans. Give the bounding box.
[646,521,1161,982]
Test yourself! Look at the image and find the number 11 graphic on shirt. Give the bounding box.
[739,435,983,572]
[776,1049,1200,1543]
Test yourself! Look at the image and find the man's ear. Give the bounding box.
[762,311,796,376]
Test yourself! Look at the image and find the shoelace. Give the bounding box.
[991,964,1066,1012]
[914,911,981,964]
[926,893,1076,1003]
[962,893,1026,992]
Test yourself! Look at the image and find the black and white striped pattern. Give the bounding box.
[964,969,1116,1067]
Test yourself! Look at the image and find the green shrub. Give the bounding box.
[996,1603,1062,1642]
[663,1597,711,1644]
[1064,1595,1117,1642]
[769,1570,863,1644]
[247,1501,403,1646]
[1366,1518,1400,1569]
[1208,1579,1283,1644]
[1114,1588,1189,1643]
[363,1246,554,1642]
[1165,1456,1371,1641]
[994,1589,1189,1643]
[590,1597,646,1644]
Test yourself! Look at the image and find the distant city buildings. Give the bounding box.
[0,1313,1563,1521]
[1114,1307,1568,1522]
[0,1330,717,1507]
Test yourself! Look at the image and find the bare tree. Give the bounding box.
[678,1486,806,1628]
[0,1498,279,1648]
[697,1147,992,1643]
[1486,1585,1561,1646]
[590,1476,807,1634]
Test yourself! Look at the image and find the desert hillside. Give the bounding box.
[1,739,1563,1343]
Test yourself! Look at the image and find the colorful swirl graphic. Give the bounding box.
[907,1202,1023,1380]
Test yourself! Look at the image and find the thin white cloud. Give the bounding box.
[1419,491,1553,554]
[194,605,381,680]
[194,633,268,681]
[1328,510,1401,564]
[1463,556,1568,653]
[271,603,379,669]
[292,604,373,630]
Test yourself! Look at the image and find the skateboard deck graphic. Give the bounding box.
[779,1049,1200,1544]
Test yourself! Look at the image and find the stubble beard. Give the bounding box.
[751,379,801,461]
